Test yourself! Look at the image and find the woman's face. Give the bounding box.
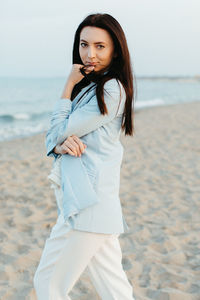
[79,26,115,73]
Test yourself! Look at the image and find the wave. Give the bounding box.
[0,122,48,142]
[0,111,50,122]
[135,98,166,110]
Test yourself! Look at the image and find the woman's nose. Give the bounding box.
[87,46,95,59]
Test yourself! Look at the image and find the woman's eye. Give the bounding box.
[80,42,87,47]
[80,43,104,49]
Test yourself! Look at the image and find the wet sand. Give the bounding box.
[0,101,199,299]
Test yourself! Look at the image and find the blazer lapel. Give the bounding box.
[72,82,97,111]
[72,70,108,111]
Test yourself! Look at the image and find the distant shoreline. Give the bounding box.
[136,75,200,81]
[0,75,200,81]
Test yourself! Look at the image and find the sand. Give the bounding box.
[0,101,199,300]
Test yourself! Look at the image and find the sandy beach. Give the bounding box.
[0,101,199,300]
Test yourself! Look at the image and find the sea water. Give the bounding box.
[0,76,199,142]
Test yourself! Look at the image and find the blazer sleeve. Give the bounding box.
[45,78,124,158]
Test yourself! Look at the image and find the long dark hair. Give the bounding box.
[71,13,136,136]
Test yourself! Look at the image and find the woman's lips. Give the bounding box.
[86,63,98,66]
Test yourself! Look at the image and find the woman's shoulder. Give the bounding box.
[103,78,126,106]
[103,78,123,89]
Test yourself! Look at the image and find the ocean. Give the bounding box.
[0,76,200,142]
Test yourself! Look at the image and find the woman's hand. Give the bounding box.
[61,64,94,99]
[53,135,87,157]
[67,64,95,86]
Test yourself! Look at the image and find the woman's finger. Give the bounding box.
[61,136,87,157]
[62,139,79,156]
[68,135,87,156]
[67,137,82,156]
[79,65,94,78]
[61,144,75,156]
[71,135,86,153]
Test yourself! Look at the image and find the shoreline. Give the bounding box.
[0,101,200,299]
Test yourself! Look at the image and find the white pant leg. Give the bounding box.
[86,235,135,300]
[33,213,113,300]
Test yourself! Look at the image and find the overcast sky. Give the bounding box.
[1,0,200,77]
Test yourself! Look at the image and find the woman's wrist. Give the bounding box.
[60,79,75,100]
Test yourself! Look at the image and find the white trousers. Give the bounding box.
[33,213,135,300]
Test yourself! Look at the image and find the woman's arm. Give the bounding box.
[45,98,72,158]
[45,79,124,157]
[46,64,95,158]
[45,79,74,158]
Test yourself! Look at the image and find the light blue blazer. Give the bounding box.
[45,78,130,234]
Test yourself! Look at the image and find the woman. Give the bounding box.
[33,13,136,300]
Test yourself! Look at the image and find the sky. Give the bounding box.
[1,0,200,77]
